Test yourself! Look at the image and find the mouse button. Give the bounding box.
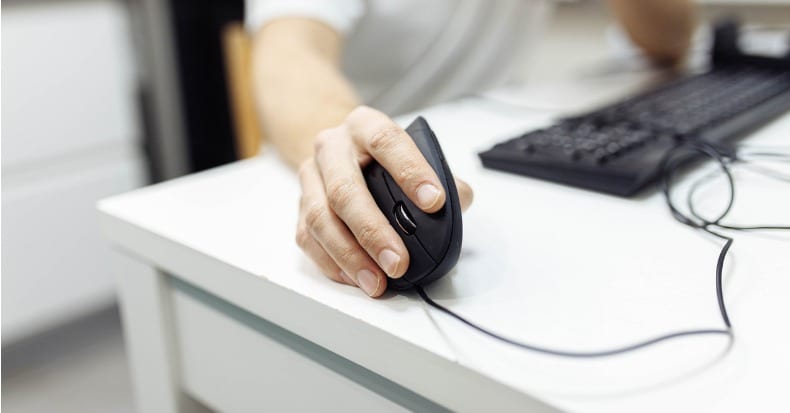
[364,163,397,211]
[410,133,442,171]
[383,172,453,262]
[393,202,417,235]
[405,119,447,174]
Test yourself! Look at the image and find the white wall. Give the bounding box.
[2,0,147,343]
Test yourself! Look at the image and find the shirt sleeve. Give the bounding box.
[245,0,365,36]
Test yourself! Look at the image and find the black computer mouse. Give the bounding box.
[363,117,463,291]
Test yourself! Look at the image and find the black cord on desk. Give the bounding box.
[416,143,790,358]
[686,157,790,232]
[415,287,731,358]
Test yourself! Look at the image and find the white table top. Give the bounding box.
[99,93,790,412]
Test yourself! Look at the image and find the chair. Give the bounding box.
[221,22,263,159]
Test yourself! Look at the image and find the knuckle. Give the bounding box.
[326,179,357,212]
[347,105,376,123]
[336,244,359,265]
[313,130,334,153]
[356,222,383,249]
[396,159,421,187]
[368,126,403,154]
[304,204,329,231]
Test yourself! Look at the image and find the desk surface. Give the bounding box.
[99,95,790,412]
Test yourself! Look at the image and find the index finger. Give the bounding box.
[346,106,446,213]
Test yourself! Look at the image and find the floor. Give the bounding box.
[2,307,135,413]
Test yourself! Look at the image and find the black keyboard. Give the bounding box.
[478,65,790,196]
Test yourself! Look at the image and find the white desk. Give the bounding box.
[99,95,790,412]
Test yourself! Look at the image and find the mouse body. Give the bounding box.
[363,117,463,290]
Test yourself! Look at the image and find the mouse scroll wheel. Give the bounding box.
[393,202,417,235]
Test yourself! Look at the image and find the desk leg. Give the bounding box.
[116,263,205,412]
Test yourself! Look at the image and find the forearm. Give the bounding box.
[252,18,360,168]
[607,0,696,65]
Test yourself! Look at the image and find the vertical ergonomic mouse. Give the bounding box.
[363,117,463,290]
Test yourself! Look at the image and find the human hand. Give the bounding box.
[295,106,473,297]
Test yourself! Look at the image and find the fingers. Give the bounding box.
[295,107,476,299]
[455,177,474,212]
[346,106,446,213]
[296,227,354,286]
[306,203,388,297]
[313,127,410,279]
[298,160,388,297]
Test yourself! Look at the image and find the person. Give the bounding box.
[246,0,696,297]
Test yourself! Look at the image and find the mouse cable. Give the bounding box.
[686,153,790,232]
[416,142,790,358]
[416,286,731,358]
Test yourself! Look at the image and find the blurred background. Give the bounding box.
[2,0,789,411]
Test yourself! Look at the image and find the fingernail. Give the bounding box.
[378,249,401,277]
[417,184,440,209]
[357,269,380,296]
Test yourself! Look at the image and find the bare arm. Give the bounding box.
[251,18,473,297]
[606,0,697,65]
[252,18,359,167]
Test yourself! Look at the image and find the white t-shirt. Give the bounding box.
[246,0,553,115]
